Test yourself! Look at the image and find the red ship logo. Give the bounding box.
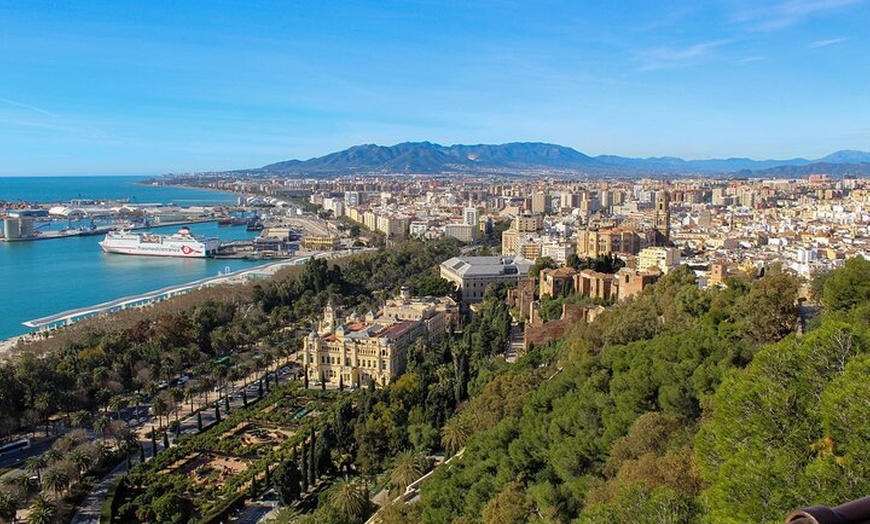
[180,245,203,255]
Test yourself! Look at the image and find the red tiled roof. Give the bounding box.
[376,320,419,339]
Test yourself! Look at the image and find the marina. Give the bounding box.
[0,177,265,340]
[0,176,345,341]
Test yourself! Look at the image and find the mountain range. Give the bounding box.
[255,142,870,177]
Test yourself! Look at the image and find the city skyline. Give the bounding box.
[2,0,869,175]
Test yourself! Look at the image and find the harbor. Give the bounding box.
[0,176,361,340]
[21,249,364,332]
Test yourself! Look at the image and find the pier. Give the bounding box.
[22,258,297,330]
[21,249,369,331]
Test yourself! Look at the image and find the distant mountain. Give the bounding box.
[255,142,870,176]
[740,162,870,178]
[816,150,870,164]
[260,142,596,174]
[593,155,812,173]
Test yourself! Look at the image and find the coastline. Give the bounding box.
[0,247,368,361]
[0,178,269,342]
[136,179,243,199]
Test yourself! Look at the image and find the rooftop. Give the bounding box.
[441,256,533,277]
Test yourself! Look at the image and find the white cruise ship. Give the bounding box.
[99,227,221,258]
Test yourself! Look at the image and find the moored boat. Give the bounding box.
[99,227,221,258]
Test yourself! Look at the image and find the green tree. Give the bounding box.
[736,266,800,343]
[373,502,423,524]
[440,416,469,456]
[696,319,869,523]
[152,492,190,524]
[821,255,870,312]
[24,455,47,485]
[151,394,169,428]
[274,455,303,505]
[482,481,533,524]
[26,495,55,524]
[0,491,17,524]
[389,451,424,495]
[408,423,438,453]
[42,466,70,499]
[329,479,369,523]
[528,257,558,278]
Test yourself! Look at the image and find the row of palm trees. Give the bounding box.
[0,428,134,523]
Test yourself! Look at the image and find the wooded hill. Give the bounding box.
[408,259,869,524]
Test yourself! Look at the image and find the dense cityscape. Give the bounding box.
[0,164,867,523]
[3,1,870,523]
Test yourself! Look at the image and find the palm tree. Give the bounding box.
[198,374,215,405]
[43,447,64,465]
[108,395,127,424]
[42,467,70,500]
[389,451,424,495]
[24,455,48,484]
[26,495,56,524]
[184,387,197,415]
[0,474,29,503]
[69,410,91,429]
[67,447,95,477]
[151,394,169,428]
[170,388,185,427]
[93,415,110,437]
[440,416,469,456]
[329,479,369,522]
[0,491,17,524]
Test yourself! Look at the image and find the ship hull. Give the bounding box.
[99,228,220,258]
[99,244,211,258]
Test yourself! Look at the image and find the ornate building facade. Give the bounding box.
[302,290,456,387]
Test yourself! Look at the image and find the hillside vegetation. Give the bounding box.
[414,259,869,524]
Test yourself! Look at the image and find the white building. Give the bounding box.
[440,256,533,304]
[638,246,682,274]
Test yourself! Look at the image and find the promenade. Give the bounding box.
[21,249,366,332]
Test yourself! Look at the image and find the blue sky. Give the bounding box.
[1,0,868,175]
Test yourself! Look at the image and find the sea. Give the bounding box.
[0,176,269,341]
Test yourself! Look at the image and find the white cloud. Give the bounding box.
[807,36,848,48]
[734,0,865,31]
[638,40,731,71]
[0,97,58,117]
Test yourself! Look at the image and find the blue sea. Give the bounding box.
[0,175,237,207]
[0,176,267,340]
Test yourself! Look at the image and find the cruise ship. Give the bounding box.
[99,227,221,258]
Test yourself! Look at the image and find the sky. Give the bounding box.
[1,0,869,175]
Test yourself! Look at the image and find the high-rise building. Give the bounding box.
[344,191,360,207]
[531,192,551,214]
[464,205,479,227]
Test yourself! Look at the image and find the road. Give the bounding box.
[70,461,130,524]
[231,501,279,524]
[0,436,58,471]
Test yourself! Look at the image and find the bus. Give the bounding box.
[0,438,31,457]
